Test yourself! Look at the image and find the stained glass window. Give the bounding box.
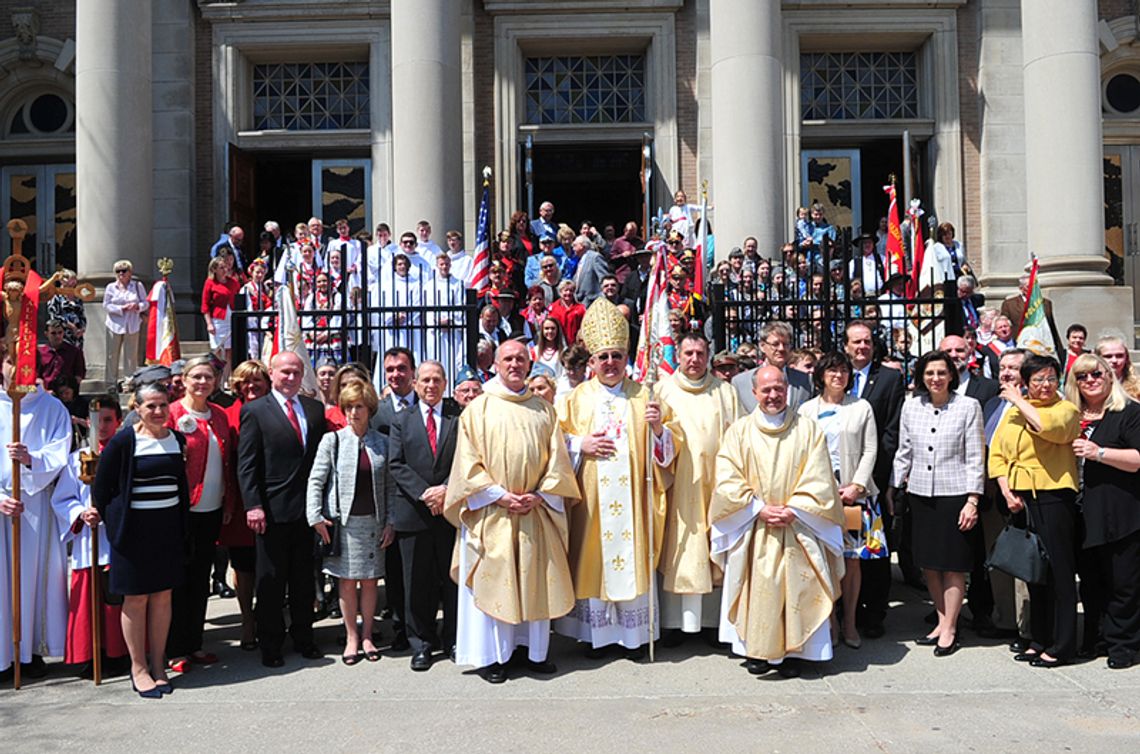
[800,52,919,120]
[252,62,370,131]
[524,55,646,125]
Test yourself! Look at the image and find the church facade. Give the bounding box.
[0,0,1135,377]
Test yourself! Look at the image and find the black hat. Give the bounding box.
[884,270,909,288]
[852,232,875,247]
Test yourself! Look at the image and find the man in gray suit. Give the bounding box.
[573,235,610,307]
[731,321,813,413]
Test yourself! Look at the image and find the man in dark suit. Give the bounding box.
[237,351,328,667]
[387,360,461,671]
[845,320,905,637]
[369,346,418,651]
[941,334,1001,633]
[731,321,813,412]
[1000,273,1063,356]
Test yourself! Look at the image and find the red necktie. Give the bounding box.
[285,398,304,447]
[426,406,437,456]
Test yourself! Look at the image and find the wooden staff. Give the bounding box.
[5,297,24,691]
[89,512,102,685]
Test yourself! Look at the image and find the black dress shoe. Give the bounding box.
[745,659,771,675]
[23,655,48,678]
[299,645,324,660]
[933,641,961,657]
[261,655,285,668]
[410,650,432,672]
[863,623,885,639]
[483,662,508,684]
[661,629,688,648]
[915,635,939,647]
[1030,656,1064,668]
[449,646,457,663]
[624,646,647,661]
[583,646,608,660]
[1013,651,1039,663]
[1009,639,1030,653]
[389,634,410,652]
[1107,656,1135,670]
[213,581,236,599]
[776,659,801,678]
[522,658,557,675]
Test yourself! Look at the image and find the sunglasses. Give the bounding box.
[1074,370,1105,383]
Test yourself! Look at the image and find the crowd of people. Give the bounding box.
[3,195,1140,697]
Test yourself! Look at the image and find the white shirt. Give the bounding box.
[849,254,884,296]
[103,279,150,334]
[271,389,308,447]
[187,407,224,514]
[955,370,971,397]
[391,390,416,413]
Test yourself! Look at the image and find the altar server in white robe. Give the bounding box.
[370,250,423,385]
[711,366,845,678]
[423,252,467,375]
[0,383,73,679]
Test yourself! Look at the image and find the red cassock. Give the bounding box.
[66,566,127,664]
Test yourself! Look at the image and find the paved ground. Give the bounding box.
[3,579,1139,753]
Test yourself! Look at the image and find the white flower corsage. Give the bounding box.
[177,414,200,435]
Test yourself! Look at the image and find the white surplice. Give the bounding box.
[50,452,110,571]
[454,487,563,669]
[422,274,466,375]
[0,388,72,669]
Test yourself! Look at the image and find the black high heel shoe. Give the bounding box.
[915,635,939,646]
[131,678,164,700]
[933,641,961,657]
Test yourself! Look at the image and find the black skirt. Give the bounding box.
[109,505,186,595]
[909,494,974,573]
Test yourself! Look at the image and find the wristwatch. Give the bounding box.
[1097,447,1106,462]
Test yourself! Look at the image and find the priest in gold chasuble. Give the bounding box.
[710,366,845,677]
[554,298,678,654]
[655,332,742,645]
[445,340,580,683]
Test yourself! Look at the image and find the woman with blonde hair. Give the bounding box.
[306,380,393,664]
[1095,333,1140,401]
[1064,353,1140,669]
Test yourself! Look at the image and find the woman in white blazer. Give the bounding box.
[798,351,882,649]
[306,380,393,665]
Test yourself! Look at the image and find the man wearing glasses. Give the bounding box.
[730,321,812,413]
[556,298,677,660]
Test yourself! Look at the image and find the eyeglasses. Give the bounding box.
[115,269,130,274]
[763,339,788,350]
[1074,370,1105,383]
[594,352,625,362]
[401,240,415,247]
[1029,376,1059,386]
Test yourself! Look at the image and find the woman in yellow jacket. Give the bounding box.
[989,353,1080,668]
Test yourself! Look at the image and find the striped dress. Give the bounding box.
[109,433,187,595]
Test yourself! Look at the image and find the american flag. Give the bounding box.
[469,183,491,295]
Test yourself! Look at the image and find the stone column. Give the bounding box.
[390,0,463,235]
[709,0,783,259]
[76,0,154,386]
[1020,0,1132,336]
[977,0,1027,298]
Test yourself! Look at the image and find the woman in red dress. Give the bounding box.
[219,359,271,651]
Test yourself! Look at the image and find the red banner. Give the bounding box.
[15,269,41,388]
[883,184,905,278]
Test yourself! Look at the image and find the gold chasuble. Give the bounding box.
[444,381,580,624]
[558,377,677,601]
[655,370,742,594]
[710,411,845,661]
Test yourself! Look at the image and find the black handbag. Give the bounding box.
[985,519,1050,585]
[316,432,342,558]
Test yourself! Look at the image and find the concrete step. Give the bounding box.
[81,340,215,395]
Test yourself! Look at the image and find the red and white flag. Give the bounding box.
[633,247,676,381]
[146,277,181,366]
[908,198,926,295]
[262,284,318,395]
